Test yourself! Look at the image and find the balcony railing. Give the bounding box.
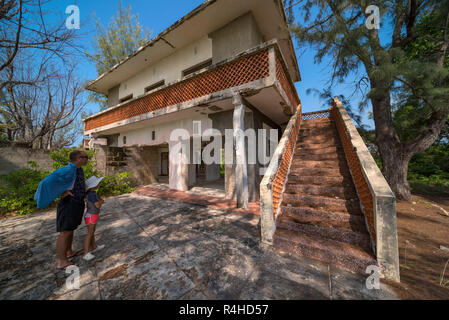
[84,40,300,133]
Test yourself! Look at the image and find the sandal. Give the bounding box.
[83,252,95,261]
[57,261,77,270]
[91,245,105,253]
[66,249,83,259]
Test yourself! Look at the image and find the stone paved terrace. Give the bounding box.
[0,191,398,300]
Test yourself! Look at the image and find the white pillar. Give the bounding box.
[233,94,249,209]
[168,140,189,191]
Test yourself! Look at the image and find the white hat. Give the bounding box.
[85,176,104,190]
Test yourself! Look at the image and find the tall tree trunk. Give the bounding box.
[371,93,414,200]
[380,145,413,201]
[371,90,448,201]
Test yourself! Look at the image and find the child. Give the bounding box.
[83,176,105,261]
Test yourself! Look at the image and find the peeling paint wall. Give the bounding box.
[116,115,213,148]
[108,85,120,108]
[117,36,213,102]
[0,146,53,175]
[209,12,264,64]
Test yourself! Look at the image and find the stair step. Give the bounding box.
[296,140,339,149]
[300,127,335,135]
[284,184,356,199]
[277,215,371,249]
[287,175,353,187]
[273,229,376,274]
[299,133,337,142]
[295,146,342,155]
[280,206,365,228]
[282,194,361,214]
[294,152,345,162]
[301,119,332,128]
[290,159,341,169]
[289,167,350,177]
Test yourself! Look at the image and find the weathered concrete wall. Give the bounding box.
[93,144,162,186]
[209,12,263,64]
[0,146,54,174]
[123,146,159,185]
[108,85,120,108]
[116,115,212,148]
[118,35,213,102]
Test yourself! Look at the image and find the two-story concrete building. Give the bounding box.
[84,0,401,281]
[84,0,301,208]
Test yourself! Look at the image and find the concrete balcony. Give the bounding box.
[83,40,300,136]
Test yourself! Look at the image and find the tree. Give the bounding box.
[87,1,151,111]
[286,0,449,200]
[1,60,87,149]
[0,0,87,149]
[0,0,80,89]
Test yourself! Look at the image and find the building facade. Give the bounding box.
[84,0,301,208]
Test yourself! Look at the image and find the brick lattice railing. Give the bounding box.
[330,97,400,282]
[85,49,269,131]
[276,55,300,110]
[85,41,300,133]
[332,107,376,240]
[260,104,302,244]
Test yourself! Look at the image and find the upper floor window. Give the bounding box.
[144,80,165,93]
[123,136,127,145]
[119,94,133,104]
[182,59,212,77]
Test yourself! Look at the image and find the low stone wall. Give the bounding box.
[0,145,54,175]
[92,144,161,186]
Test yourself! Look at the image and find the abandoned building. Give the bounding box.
[84,0,400,282]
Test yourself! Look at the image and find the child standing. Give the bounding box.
[83,176,105,261]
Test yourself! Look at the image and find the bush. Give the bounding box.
[97,172,136,196]
[50,147,100,178]
[0,161,49,215]
[0,148,137,216]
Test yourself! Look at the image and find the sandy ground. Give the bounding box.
[384,192,449,299]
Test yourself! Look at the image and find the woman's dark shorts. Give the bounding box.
[56,196,85,232]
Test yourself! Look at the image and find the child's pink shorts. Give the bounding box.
[84,213,99,225]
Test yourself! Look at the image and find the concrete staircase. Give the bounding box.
[273,116,376,274]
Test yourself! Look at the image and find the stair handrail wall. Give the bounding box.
[331,97,400,282]
[260,104,302,245]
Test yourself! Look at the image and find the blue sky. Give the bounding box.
[48,0,375,145]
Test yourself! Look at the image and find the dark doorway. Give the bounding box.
[161,152,169,176]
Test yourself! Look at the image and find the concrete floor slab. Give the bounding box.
[0,193,398,300]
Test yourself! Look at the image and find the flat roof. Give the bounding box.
[86,0,301,95]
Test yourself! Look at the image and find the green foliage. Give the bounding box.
[1,149,136,216]
[408,143,449,188]
[50,147,100,178]
[359,125,449,190]
[97,172,136,196]
[0,162,49,215]
[286,0,449,198]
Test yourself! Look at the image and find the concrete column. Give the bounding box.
[188,138,196,187]
[225,163,234,199]
[244,108,258,202]
[206,164,221,181]
[233,94,249,208]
